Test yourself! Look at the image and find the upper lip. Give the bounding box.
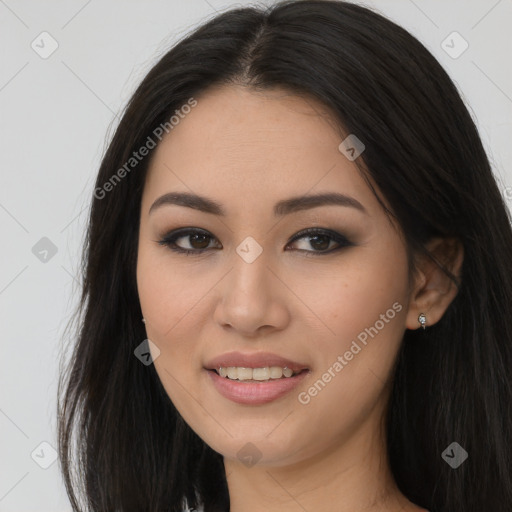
[204,351,310,373]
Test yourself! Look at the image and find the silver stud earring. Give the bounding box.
[418,313,427,330]
[142,318,146,324]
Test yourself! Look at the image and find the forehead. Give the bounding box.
[143,84,383,218]
[160,84,343,159]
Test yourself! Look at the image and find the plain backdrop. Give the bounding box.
[0,0,511,510]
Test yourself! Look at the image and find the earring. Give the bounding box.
[418,313,427,330]
[142,318,146,324]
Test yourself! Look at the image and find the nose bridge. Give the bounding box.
[229,238,273,299]
[214,237,289,334]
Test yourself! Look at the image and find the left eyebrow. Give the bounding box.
[148,191,368,216]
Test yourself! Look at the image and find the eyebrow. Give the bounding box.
[148,191,368,216]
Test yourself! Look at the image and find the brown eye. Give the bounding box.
[158,228,221,255]
[287,228,353,254]
[187,232,211,249]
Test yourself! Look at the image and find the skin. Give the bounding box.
[137,84,463,512]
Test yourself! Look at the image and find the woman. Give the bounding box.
[57,1,512,511]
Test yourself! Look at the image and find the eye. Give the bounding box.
[157,228,221,255]
[286,227,353,255]
[157,227,353,256]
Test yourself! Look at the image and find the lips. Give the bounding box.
[206,367,309,405]
[204,351,310,373]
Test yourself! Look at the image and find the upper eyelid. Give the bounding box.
[162,227,343,240]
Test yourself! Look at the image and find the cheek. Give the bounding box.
[292,245,409,345]
[136,246,207,409]
[289,253,409,452]
[138,240,195,327]
[295,240,409,392]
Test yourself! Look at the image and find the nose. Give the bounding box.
[213,249,290,337]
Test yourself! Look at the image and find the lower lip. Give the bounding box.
[206,369,310,405]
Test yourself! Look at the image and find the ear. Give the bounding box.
[405,237,464,330]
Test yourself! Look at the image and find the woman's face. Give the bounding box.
[137,84,415,466]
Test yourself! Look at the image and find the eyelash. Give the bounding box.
[156,227,353,257]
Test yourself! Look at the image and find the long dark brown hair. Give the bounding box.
[57,1,512,510]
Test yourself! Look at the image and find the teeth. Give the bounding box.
[226,367,238,379]
[217,366,298,381]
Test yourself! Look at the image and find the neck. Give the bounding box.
[223,411,423,512]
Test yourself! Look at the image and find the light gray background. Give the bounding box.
[0,0,511,510]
